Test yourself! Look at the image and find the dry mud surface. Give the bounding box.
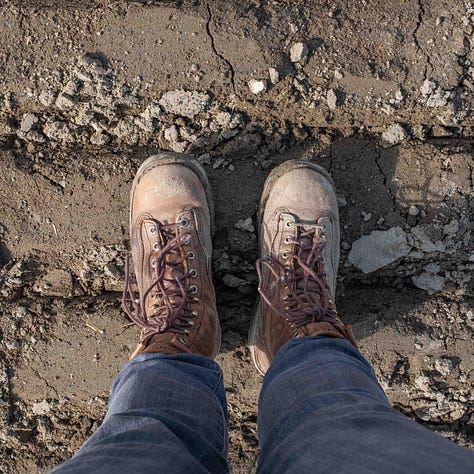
[0,1,473,472]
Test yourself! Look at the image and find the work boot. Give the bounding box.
[250,160,357,375]
[122,152,220,359]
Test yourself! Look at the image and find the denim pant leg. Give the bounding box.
[52,353,229,474]
[257,337,474,474]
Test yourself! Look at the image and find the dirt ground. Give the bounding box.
[0,1,473,472]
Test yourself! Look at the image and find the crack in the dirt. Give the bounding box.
[412,0,433,81]
[375,150,397,212]
[30,366,59,398]
[205,4,240,98]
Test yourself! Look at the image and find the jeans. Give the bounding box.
[52,337,474,473]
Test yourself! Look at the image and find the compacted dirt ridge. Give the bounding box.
[0,1,473,472]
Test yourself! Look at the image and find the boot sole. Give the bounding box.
[249,159,337,375]
[130,152,220,357]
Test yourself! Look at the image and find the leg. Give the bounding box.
[257,337,474,474]
[53,353,228,473]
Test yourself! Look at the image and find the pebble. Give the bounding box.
[159,90,211,118]
[55,93,76,109]
[290,42,309,63]
[326,89,338,110]
[361,211,372,222]
[408,205,420,216]
[32,400,51,416]
[248,79,267,94]
[38,88,57,107]
[348,227,412,273]
[334,69,343,80]
[164,124,179,142]
[380,123,407,148]
[90,132,110,146]
[234,217,255,233]
[20,113,38,133]
[412,267,445,293]
[268,67,280,84]
[420,79,436,96]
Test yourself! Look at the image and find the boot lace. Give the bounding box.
[122,219,197,338]
[256,223,339,329]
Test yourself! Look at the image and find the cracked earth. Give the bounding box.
[0,1,473,472]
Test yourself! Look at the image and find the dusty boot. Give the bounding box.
[249,160,357,375]
[122,152,220,359]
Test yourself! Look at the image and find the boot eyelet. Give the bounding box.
[184,329,190,335]
[189,269,198,278]
[189,285,198,294]
[284,236,291,244]
[187,250,195,259]
[285,221,293,229]
[281,250,289,259]
[188,321,195,326]
[179,337,187,345]
[179,217,189,227]
[149,225,157,234]
[153,242,160,251]
[192,310,198,317]
[151,259,157,268]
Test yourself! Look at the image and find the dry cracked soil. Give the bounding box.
[0,1,473,473]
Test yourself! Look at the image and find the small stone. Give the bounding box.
[32,400,51,416]
[164,125,179,142]
[412,271,445,293]
[20,113,38,133]
[361,211,372,222]
[341,241,351,251]
[248,79,267,94]
[380,123,407,148]
[223,274,248,288]
[408,205,420,216]
[234,217,255,233]
[337,195,348,207]
[90,132,110,146]
[334,69,343,80]
[38,88,57,107]
[395,88,404,101]
[348,227,411,273]
[290,42,309,62]
[443,220,459,236]
[55,93,76,109]
[327,89,339,110]
[269,67,280,84]
[420,79,436,96]
[197,153,211,165]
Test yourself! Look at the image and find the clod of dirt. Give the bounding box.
[158,90,211,118]
[348,227,412,273]
[327,89,339,111]
[20,113,39,133]
[234,218,255,233]
[268,67,280,84]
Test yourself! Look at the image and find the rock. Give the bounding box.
[334,69,343,80]
[234,217,255,233]
[361,211,372,222]
[20,113,38,133]
[380,123,407,148]
[412,263,445,293]
[140,103,162,120]
[290,42,308,62]
[420,79,436,96]
[269,67,280,84]
[90,132,110,146]
[426,89,450,108]
[326,89,338,110]
[159,90,211,118]
[38,88,57,107]
[55,93,76,109]
[164,125,179,142]
[223,273,248,288]
[410,225,446,253]
[32,400,51,416]
[26,131,46,143]
[348,227,411,273]
[443,220,459,236]
[408,205,420,216]
[248,79,267,94]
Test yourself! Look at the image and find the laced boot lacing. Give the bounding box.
[257,222,340,337]
[122,217,199,347]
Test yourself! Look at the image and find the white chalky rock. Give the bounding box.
[380,123,407,148]
[159,90,211,118]
[248,79,267,94]
[348,227,411,273]
[290,42,308,62]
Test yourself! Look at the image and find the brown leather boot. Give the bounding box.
[249,160,357,375]
[122,152,220,359]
